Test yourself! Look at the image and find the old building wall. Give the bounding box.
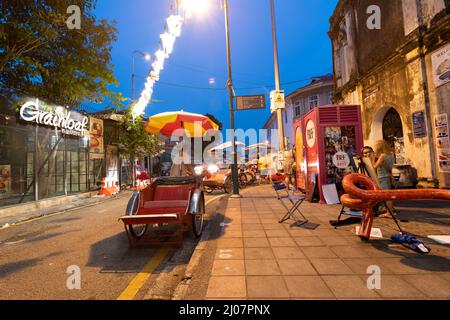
[402,0,446,35]
[355,0,406,75]
[330,0,449,186]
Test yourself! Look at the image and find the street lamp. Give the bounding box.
[132,50,151,101]
[223,0,240,197]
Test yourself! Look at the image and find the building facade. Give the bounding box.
[284,75,334,148]
[0,98,121,208]
[329,0,450,188]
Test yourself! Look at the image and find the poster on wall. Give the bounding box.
[106,145,119,183]
[295,126,306,191]
[323,126,357,187]
[89,117,104,159]
[412,111,427,138]
[434,114,450,172]
[0,165,11,199]
[431,43,450,88]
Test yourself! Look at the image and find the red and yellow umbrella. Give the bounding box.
[145,111,219,137]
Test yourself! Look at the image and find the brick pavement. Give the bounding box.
[202,184,450,300]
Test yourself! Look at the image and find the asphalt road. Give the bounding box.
[0,192,225,300]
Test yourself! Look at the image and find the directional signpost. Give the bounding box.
[236,94,266,111]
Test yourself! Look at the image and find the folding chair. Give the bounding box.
[332,205,363,228]
[272,182,308,227]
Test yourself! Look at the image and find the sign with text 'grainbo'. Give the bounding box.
[19,98,89,137]
[236,94,266,111]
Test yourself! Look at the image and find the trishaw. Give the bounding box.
[119,111,219,246]
[119,176,205,246]
[198,141,247,193]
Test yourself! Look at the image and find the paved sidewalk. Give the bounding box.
[193,184,450,300]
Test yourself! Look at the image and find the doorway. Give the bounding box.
[382,107,406,164]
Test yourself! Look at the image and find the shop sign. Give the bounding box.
[332,151,351,169]
[19,99,88,136]
[434,113,450,172]
[306,120,316,148]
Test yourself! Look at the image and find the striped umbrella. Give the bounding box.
[145,111,219,137]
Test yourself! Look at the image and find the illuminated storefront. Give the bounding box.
[0,98,119,208]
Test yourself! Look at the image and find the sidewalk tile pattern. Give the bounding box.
[204,185,450,299]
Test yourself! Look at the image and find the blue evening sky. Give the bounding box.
[93,0,338,131]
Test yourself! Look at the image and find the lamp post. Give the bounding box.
[270,0,285,152]
[223,0,240,197]
[131,50,151,101]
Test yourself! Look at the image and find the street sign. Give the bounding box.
[270,90,285,113]
[236,94,266,111]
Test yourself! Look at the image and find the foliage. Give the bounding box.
[118,107,163,160]
[0,0,120,108]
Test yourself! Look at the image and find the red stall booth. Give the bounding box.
[294,105,363,203]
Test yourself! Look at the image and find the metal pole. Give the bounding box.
[224,0,240,197]
[270,0,285,152]
[132,54,136,101]
[34,125,39,202]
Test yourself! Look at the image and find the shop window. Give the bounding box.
[0,122,35,206]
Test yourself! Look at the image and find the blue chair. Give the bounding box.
[272,182,308,226]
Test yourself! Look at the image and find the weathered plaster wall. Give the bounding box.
[356,0,406,74]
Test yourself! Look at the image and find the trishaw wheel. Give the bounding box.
[239,173,248,188]
[245,173,254,184]
[128,224,148,239]
[192,197,205,238]
[203,186,213,194]
[223,176,232,194]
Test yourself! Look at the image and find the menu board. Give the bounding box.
[434,114,450,172]
[0,165,11,199]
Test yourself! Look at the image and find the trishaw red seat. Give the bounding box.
[142,200,188,214]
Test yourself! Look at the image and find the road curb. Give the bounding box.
[172,194,228,300]
[0,192,132,230]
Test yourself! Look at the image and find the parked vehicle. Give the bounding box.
[119,176,205,246]
[196,163,247,194]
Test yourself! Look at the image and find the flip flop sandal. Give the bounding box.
[409,239,431,254]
